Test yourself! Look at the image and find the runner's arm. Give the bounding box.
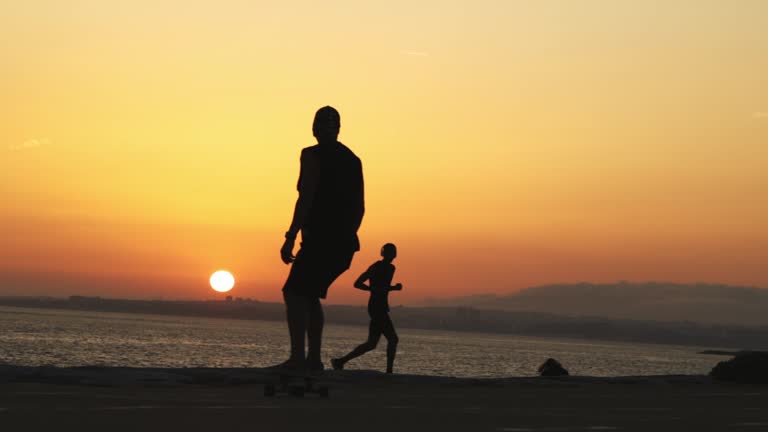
[354,270,371,291]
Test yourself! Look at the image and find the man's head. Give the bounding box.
[312,106,341,143]
[381,243,397,261]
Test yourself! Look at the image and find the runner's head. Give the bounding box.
[313,106,341,142]
[381,243,397,261]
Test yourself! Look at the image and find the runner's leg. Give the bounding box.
[336,316,383,366]
[382,314,398,373]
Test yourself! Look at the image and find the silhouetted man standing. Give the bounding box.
[277,106,364,374]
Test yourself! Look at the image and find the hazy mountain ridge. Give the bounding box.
[421,282,768,326]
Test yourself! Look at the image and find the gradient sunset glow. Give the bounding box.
[2,1,767,304]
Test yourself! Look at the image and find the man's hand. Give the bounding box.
[392,283,403,291]
[280,237,296,264]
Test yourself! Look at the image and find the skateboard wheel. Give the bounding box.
[318,386,329,398]
[264,384,276,397]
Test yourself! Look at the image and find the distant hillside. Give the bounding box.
[421,282,768,326]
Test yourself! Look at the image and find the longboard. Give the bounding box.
[263,373,329,398]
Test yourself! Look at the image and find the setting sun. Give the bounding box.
[209,271,235,293]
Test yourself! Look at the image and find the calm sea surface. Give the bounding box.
[0,306,722,377]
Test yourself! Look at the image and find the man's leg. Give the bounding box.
[306,297,324,367]
[310,251,353,370]
[283,291,308,364]
[382,315,399,374]
[333,340,378,368]
[332,318,382,369]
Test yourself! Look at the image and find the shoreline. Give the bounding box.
[1,303,760,352]
[0,363,717,387]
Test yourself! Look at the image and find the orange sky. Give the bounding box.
[2,1,767,304]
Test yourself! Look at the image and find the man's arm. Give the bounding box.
[280,149,320,264]
[351,158,365,233]
[287,149,320,237]
[389,283,403,291]
[354,270,371,291]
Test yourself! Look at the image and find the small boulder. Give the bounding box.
[538,358,569,377]
[710,351,768,384]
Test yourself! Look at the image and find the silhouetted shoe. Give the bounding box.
[307,360,325,376]
[331,358,344,371]
[267,358,306,374]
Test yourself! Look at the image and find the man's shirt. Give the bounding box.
[298,141,364,252]
[365,260,396,315]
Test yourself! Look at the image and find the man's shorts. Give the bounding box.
[282,245,355,299]
[367,312,397,345]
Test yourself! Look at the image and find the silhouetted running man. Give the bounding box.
[332,243,402,374]
[276,106,365,374]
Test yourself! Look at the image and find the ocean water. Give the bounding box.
[0,306,722,377]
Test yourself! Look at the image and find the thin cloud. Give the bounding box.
[8,138,50,151]
[401,50,429,57]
